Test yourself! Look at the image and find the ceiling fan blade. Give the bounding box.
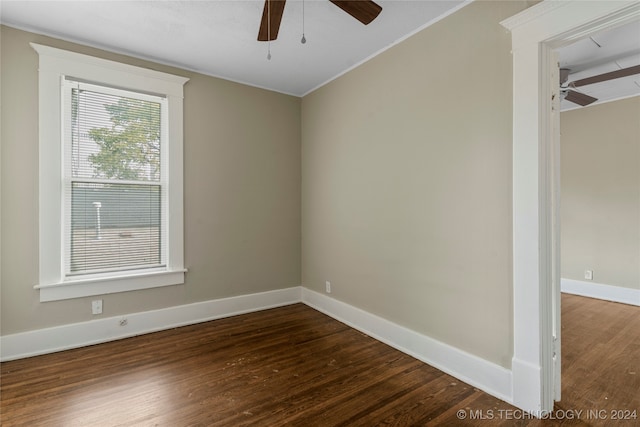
[329,0,382,25]
[564,90,598,106]
[258,0,286,41]
[572,64,640,87]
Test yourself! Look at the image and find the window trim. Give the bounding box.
[31,43,189,302]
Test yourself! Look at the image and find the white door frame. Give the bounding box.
[501,0,640,415]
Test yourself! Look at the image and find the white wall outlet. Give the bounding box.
[91,300,103,315]
[584,270,593,280]
[325,281,331,294]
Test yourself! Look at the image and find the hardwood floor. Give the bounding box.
[554,294,639,424]
[1,294,638,426]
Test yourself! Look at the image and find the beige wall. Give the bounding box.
[1,26,301,335]
[302,0,529,369]
[561,97,640,290]
[2,1,538,371]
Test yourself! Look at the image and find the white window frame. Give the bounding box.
[32,43,189,302]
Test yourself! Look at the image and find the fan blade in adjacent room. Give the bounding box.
[329,0,382,25]
[564,90,598,106]
[258,0,286,41]
[572,64,640,87]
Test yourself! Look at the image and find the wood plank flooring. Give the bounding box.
[554,294,639,423]
[1,294,638,426]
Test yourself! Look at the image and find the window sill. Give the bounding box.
[35,269,187,302]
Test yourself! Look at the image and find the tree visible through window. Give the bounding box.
[88,97,161,181]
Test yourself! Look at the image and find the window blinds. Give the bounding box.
[64,80,167,276]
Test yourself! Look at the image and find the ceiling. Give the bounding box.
[558,19,640,111]
[1,1,639,102]
[0,0,468,96]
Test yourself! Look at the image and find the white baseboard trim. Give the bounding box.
[300,288,513,404]
[0,287,302,362]
[561,278,640,306]
[511,357,543,415]
[2,285,514,409]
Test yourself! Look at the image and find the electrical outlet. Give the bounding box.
[584,270,593,280]
[91,300,103,315]
[325,281,331,294]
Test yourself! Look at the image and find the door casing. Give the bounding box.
[501,0,640,415]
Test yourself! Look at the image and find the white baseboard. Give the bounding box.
[1,285,514,410]
[561,278,640,306]
[300,288,513,404]
[511,357,543,415]
[0,287,302,361]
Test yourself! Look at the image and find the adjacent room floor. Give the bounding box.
[1,294,638,426]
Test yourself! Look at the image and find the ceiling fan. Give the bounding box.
[560,64,640,106]
[258,0,382,41]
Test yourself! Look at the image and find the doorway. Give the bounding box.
[501,0,640,415]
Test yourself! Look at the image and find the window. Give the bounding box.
[32,44,189,302]
[65,82,165,276]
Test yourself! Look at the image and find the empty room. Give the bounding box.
[1,1,638,425]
